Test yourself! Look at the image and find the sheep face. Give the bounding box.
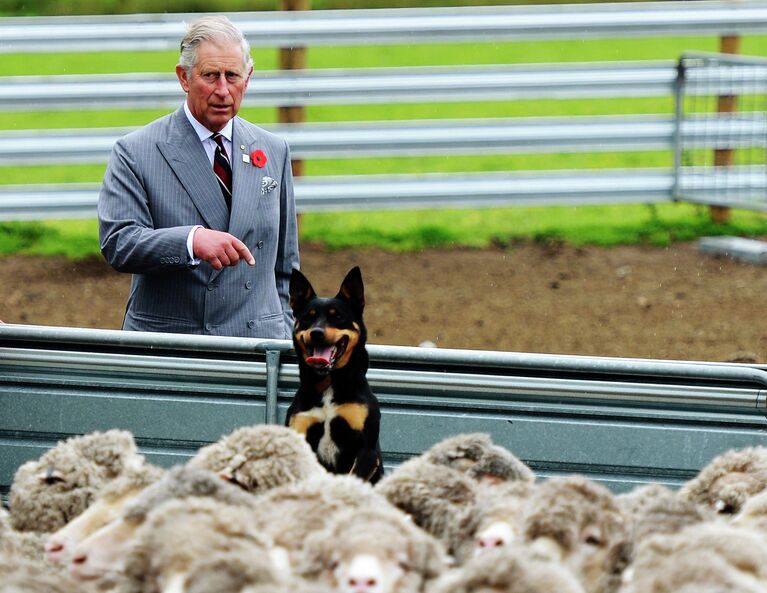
[468,481,535,559]
[8,430,143,533]
[299,507,448,593]
[69,515,139,582]
[332,552,407,593]
[522,477,630,593]
[45,485,144,564]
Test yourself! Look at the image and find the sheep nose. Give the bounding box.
[478,536,506,548]
[45,540,64,553]
[71,551,88,565]
[348,577,377,593]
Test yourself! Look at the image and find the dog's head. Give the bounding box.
[289,266,366,375]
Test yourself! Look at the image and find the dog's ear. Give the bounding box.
[289,268,316,314]
[337,266,364,312]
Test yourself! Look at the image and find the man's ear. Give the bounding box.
[176,64,190,93]
[337,266,364,312]
[289,268,316,314]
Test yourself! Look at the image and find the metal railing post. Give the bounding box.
[265,349,281,425]
[672,57,686,201]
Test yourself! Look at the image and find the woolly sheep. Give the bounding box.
[679,446,767,516]
[521,475,632,593]
[429,545,585,593]
[9,429,144,533]
[44,460,164,564]
[296,506,449,593]
[620,547,766,593]
[620,522,767,593]
[454,480,536,563]
[615,483,674,520]
[629,487,713,545]
[251,473,388,566]
[733,488,767,532]
[182,550,286,593]
[119,497,280,593]
[423,433,535,486]
[187,424,325,494]
[0,521,50,567]
[68,464,257,584]
[0,567,80,593]
[375,456,480,558]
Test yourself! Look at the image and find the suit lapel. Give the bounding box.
[157,108,230,232]
[229,118,267,241]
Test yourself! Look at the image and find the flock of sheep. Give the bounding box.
[2,425,767,593]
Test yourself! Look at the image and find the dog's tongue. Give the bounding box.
[307,345,334,366]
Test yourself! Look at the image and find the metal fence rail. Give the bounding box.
[5,114,767,165]
[2,1,767,53]
[1,323,766,496]
[0,169,673,220]
[4,166,767,220]
[0,62,677,111]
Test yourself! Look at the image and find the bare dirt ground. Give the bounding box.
[2,241,766,363]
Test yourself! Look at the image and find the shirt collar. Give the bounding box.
[183,101,233,143]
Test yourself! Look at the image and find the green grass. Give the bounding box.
[2,35,767,256]
[3,204,766,258]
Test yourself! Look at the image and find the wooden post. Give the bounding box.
[710,34,741,224]
[278,0,310,179]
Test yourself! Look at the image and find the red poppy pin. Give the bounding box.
[250,150,267,168]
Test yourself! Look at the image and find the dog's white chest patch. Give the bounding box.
[316,387,341,468]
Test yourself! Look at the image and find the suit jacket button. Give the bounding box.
[207,283,214,291]
[160,257,166,264]
[174,257,181,264]
[245,281,253,290]
[257,241,264,249]
[205,323,212,331]
[247,320,255,329]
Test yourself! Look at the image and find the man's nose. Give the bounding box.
[213,74,230,94]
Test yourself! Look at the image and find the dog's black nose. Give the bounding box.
[310,327,325,343]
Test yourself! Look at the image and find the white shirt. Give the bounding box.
[182,102,235,263]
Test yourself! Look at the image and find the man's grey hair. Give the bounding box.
[179,15,253,76]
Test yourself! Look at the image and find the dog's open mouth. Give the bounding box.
[305,336,348,370]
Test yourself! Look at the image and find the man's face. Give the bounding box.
[176,40,252,133]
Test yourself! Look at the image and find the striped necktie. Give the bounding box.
[211,133,232,211]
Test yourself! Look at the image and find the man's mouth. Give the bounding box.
[305,336,349,370]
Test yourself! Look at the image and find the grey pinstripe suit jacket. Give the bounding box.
[98,106,299,338]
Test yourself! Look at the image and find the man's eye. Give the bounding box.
[226,73,242,83]
[202,73,218,82]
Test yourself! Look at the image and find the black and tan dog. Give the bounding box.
[285,266,383,483]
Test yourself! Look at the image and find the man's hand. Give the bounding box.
[192,228,255,270]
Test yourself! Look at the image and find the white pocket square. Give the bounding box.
[261,177,278,195]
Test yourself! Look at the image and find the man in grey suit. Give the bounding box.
[99,15,299,338]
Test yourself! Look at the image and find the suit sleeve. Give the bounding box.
[275,139,300,338]
[98,137,194,275]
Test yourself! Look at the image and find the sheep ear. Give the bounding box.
[289,268,316,314]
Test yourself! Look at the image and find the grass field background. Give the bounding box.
[2,32,767,257]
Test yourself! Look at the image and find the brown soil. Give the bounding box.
[2,242,766,363]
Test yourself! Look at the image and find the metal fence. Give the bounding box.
[674,52,767,211]
[2,2,767,53]
[2,323,766,498]
[1,3,767,219]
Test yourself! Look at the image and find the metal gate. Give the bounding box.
[673,52,767,210]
